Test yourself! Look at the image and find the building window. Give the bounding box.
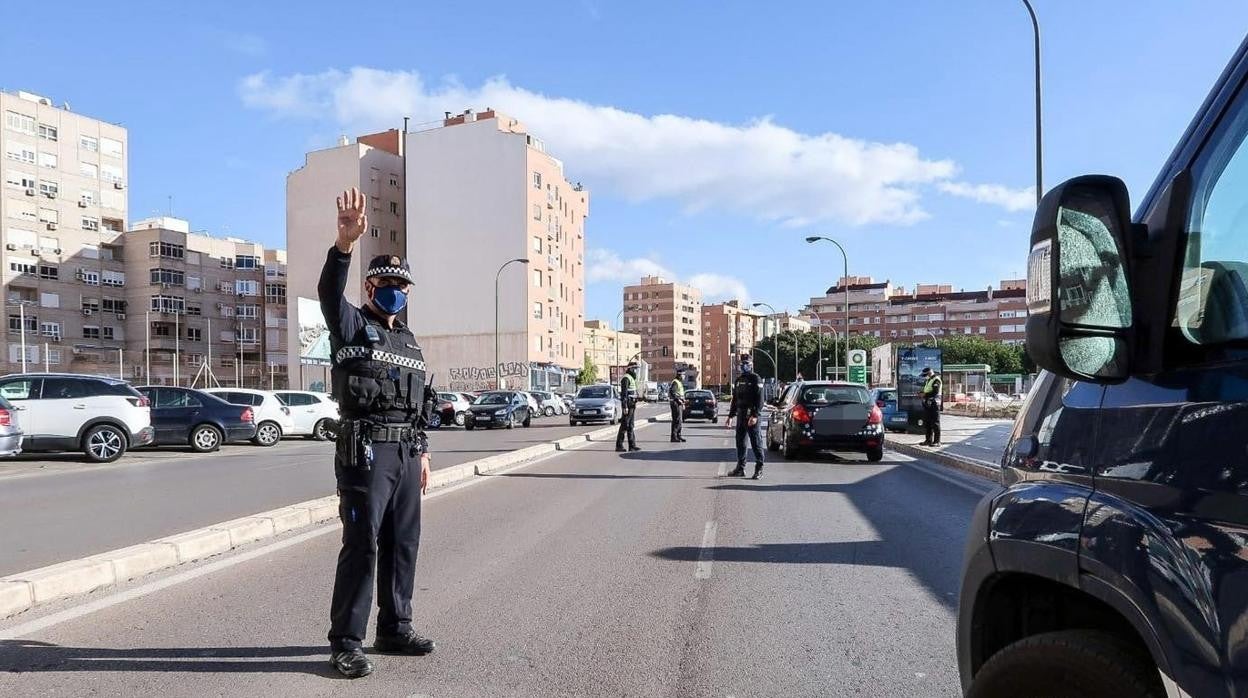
[100,164,122,183]
[370,226,379,238]
[532,172,542,189]
[39,292,58,308]
[533,270,542,287]
[533,204,541,221]
[100,137,123,158]
[237,304,259,319]
[82,325,100,340]
[533,302,543,319]
[149,241,185,259]
[8,258,36,275]
[102,326,116,341]
[186,327,203,342]
[38,208,57,225]
[185,303,202,316]
[234,255,259,270]
[80,135,99,152]
[101,298,126,314]
[389,202,398,215]
[5,143,36,165]
[40,321,61,338]
[532,236,542,253]
[8,314,37,332]
[102,270,126,287]
[219,256,234,269]
[38,152,57,169]
[389,176,399,187]
[534,335,543,352]
[265,283,286,304]
[151,323,171,338]
[150,268,185,286]
[5,111,36,134]
[390,230,397,243]
[239,327,259,344]
[81,216,99,231]
[37,124,57,141]
[37,264,58,280]
[235,280,259,296]
[38,180,57,197]
[150,295,186,314]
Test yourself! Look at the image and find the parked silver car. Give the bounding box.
[0,395,23,458]
[569,384,622,426]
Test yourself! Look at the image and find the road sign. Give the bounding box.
[847,349,867,384]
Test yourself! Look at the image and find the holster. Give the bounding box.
[335,419,375,470]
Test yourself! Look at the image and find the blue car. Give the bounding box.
[869,387,907,433]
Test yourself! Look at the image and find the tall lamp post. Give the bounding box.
[495,257,530,390]
[823,325,840,380]
[805,236,850,375]
[751,302,782,382]
[1022,0,1043,206]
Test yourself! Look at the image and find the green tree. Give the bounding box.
[753,331,881,382]
[576,355,597,386]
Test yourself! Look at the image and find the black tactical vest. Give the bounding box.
[331,313,427,422]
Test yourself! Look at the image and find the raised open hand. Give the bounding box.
[336,187,368,251]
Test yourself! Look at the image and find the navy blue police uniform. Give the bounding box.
[319,248,436,674]
[729,357,765,478]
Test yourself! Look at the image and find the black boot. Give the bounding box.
[330,648,374,679]
[616,445,627,452]
[679,437,687,442]
[374,629,436,656]
[752,464,763,480]
[629,445,642,452]
[727,464,745,477]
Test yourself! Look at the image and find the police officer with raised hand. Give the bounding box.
[320,186,434,679]
[669,370,687,443]
[725,354,765,479]
[616,361,642,452]
[920,366,942,446]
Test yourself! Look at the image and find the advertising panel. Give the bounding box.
[897,346,942,431]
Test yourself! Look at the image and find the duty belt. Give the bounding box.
[362,422,418,443]
[334,346,427,371]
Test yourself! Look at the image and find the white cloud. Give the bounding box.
[586,249,749,303]
[239,67,1028,225]
[939,181,1035,212]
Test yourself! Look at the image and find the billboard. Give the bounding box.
[871,343,894,388]
[897,346,942,430]
[297,297,331,366]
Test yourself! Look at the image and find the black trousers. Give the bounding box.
[615,405,637,448]
[924,402,942,444]
[329,441,422,651]
[735,419,764,467]
[670,401,683,440]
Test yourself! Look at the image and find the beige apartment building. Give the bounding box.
[2,90,128,376]
[702,300,763,391]
[122,217,286,389]
[623,276,702,384]
[285,130,406,391]
[406,110,587,392]
[582,320,640,384]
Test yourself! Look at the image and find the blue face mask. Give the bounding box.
[741,362,753,374]
[372,285,408,315]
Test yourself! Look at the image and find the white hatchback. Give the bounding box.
[274,391,340,440]
[204,388,297,447]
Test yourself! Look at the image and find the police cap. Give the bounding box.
[365,254,414,285]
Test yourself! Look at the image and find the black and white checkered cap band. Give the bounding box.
[335,346,426,372]
[366,265,414,283]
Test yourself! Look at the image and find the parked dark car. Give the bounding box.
[137,386,257,452]
[682,389,719,423]
[765,381,883,462]
[957,36,1248,698]
[464,391,532,430]
[868,387,907,433]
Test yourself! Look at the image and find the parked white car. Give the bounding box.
[204,388,296,446]
[274,390,340,440]
[437,392,473,427]
[531,390,568,417]
[520,391,543,417]
[0,395,24,458]
[0,373,154,462]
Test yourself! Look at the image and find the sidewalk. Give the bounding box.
[888,414,1012,480]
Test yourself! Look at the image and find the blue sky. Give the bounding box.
[4,1,1247,324]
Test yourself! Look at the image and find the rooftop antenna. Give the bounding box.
[167,195,173,217]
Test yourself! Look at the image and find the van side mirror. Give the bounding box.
[1026,175,1134,383]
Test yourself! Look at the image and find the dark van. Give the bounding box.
[958,36,1248,698]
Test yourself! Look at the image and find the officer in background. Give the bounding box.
[616,361,642,452]
[725,354,765,479]
[921,366,943,446]
[669,370,687,443]
[320,187,435,679]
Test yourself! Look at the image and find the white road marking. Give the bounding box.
[694,520,718,580]
[0,422,665,639]
[716,461,728,477]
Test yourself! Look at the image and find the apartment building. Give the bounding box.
[701,300,763,390]
[806,277,1028,345]
[582,320,641,384]
[763,312,812,336]
[286,130,406,391]
[623,276,702,383]
[263,249,288,388]
[123,217,285,388]
[2,90,128,376]
[406,110,587,392]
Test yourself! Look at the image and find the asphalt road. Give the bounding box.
[0,404,664,575]
[0,414,994,696]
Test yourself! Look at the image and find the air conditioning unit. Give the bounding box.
[4,244,15,251]
[117,313,126,320]
[113,182,125,189]
[46,223,57,230]
[45,192,56,199]
[82,309,93,316]
[77,200,88,208]
[24,188,35,196]
[32,250,41,257]
[53,248,61,254]
[193,287,202,293]
[216,303,225,310]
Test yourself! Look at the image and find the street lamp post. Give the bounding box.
[824,325,840,380]
[752,302,783,382]
[1022,0,1043,206]
[805,236,850,377]
[495,258,530,390]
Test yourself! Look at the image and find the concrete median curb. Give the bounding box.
[0,419,662,621]
[889,442,1000,481]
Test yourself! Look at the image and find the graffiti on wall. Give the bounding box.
[446,362,530,391]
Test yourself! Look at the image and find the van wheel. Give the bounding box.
[83,424,127,463]
[866,446,884,462]
[252,421,282,447]
[968,630,1164,698]
[313,419,334,442]
[190,424,222,453]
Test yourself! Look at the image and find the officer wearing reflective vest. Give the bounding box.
[319,187,435,679]
[616,361,641,452]
[921,366,942,446]
[669,370,687,443]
